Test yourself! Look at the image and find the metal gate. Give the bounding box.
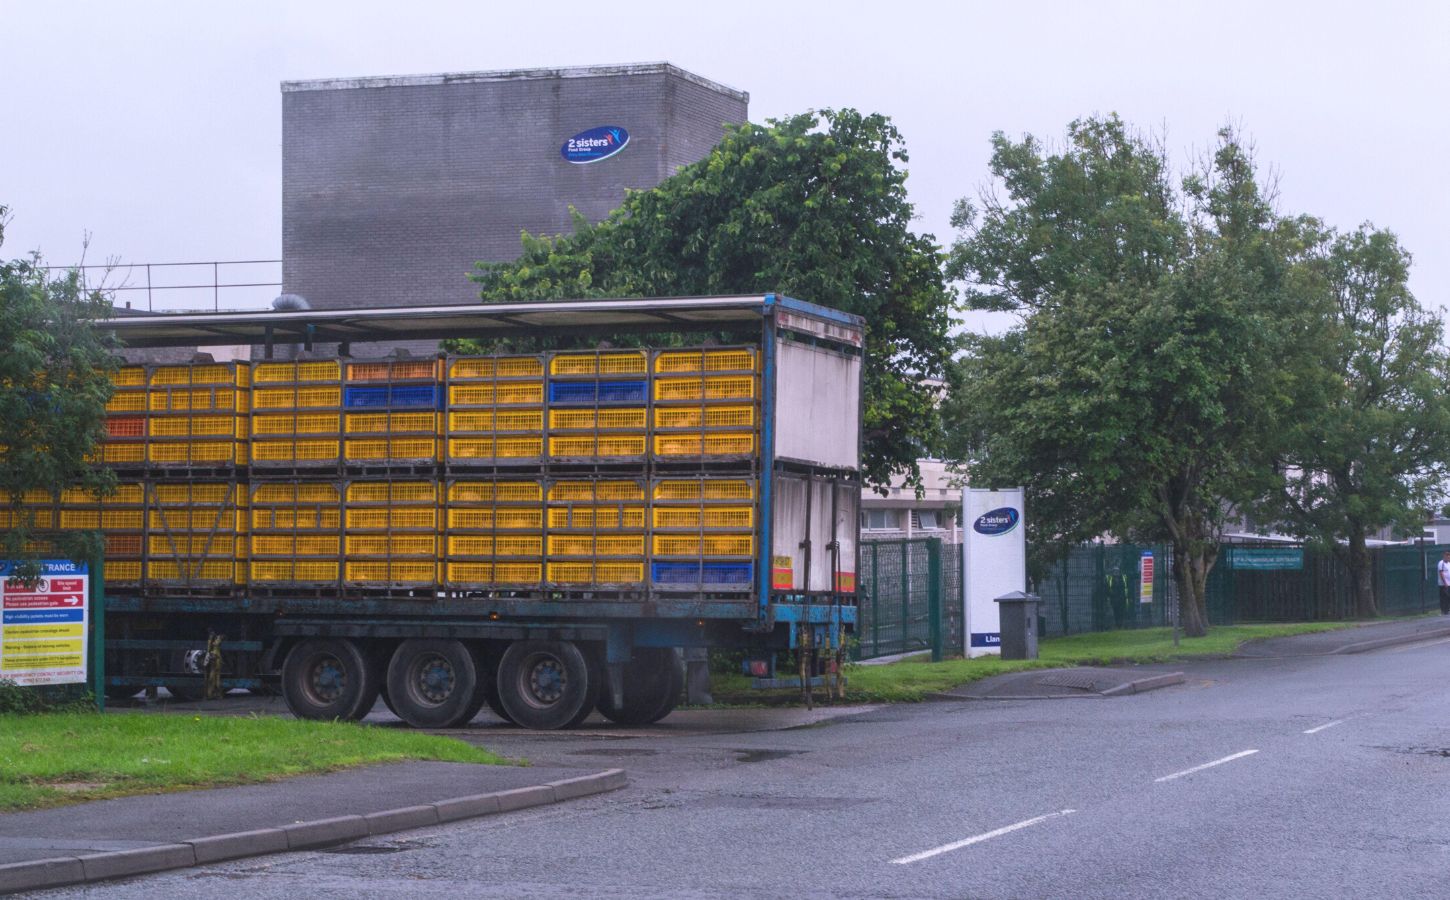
[854,538,952,661]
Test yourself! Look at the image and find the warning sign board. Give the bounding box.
[0,561,89,686]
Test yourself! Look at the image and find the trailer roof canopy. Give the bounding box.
[98,294,864,350]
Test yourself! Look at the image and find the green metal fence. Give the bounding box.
[855,538,1446,655]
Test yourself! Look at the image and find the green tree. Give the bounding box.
[452,110,956,490]
[945,117,1312,636]
[1267,225,1450,616]
[0,206,118,578]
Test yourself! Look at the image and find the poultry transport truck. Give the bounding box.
[36,294,862,729]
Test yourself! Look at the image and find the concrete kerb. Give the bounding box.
[0,767,626,896]
[1099,672,1187,696]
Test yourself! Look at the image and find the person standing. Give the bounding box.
[1438,551,1450,615]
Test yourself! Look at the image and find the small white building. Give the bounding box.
[859,459,962,543]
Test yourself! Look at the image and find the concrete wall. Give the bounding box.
[281,63,748,313]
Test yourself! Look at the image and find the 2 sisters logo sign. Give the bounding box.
[561,126,630,164]
[973,507,1020,536]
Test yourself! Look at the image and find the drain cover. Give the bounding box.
[1035,672,1103,692]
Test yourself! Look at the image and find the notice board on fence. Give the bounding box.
[0,560,90,686]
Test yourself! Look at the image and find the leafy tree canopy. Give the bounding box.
[449,109,956,489]
[0,206,118,577]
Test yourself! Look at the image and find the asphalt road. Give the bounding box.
[43,636,1450,898]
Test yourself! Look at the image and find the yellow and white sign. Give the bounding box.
[0,561,89,686]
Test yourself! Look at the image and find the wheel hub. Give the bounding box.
[413,656,455,704]
[309,655,346,703]
[526,657,566,705]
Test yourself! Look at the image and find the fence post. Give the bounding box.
[927,538,943,662]
[900,542,911,654]
[870,544,880,659]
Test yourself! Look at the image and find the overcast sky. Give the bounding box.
[3,0,1446,320]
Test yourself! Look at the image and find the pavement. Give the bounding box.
[5,615,1449,895]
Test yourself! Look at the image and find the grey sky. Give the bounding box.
[3,0,1446,320]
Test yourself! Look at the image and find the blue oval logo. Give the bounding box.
[561,126,630,164]
[973,507,1019,536]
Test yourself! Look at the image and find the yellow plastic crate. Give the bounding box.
[654,376,758,402]
[149,559,236,582]
[101,510,145,530]
[153,483,233,504]
[148,534,238,556]
[653,405,756,429]
[252,483,339,504]
[450,358,495,379]
[345,508,437,530]
[252,508,340,530]
[652,506,754,529]
[0,510,52,529]
[446,481,543,503]
[547,562,644,584]
[345,561,436,583]
[653,433,755,457]
[148,387,244,413]
[343,438,438,461]
[145,440,237,464]
[446,562,542,584]
[449,356,546,380]
[105,391,146,412]
[98,444,146,464]
[147,415,235,438]
[346,360,438,382]
[547,535,645,557]
[252,534,341,556]
[252,387,340,409]
[111,367,146,387]
[654,348,757,373]
[549,351,648,376]
[446,534,543,557]
[105,534,142,557]
[58,509,99,529]
[448,383,545,406]
[105,561,142,581]
[253,413,340,436]
[548,408,647,431]
[251,439,340,462]
[547,480,645,502]
[149,509,245,531]
[653,534,754,557]
[447,508,544,530]
[346,482,435,503]
[549,435,646,458]
[251,560,339,582]
[149,364,245,387]
[343,411,438,434]
[253,361,341,383]
[654,479,755,501]
[345,534,437,556]
[546,506,646,530]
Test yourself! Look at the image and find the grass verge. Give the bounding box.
[711,621,1359,705]
[0,711,510,812]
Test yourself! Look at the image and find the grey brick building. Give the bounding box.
[281,63,749,313]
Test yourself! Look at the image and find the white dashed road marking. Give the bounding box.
[1303,719,1345,734]
[1154,749,1259,783]
[890,810,1077,864]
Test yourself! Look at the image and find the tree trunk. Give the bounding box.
[1346,528,1378,618]
[1173,543,1212,638]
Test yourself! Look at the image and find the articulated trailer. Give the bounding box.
[83,295,861,729]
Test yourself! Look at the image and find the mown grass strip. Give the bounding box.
[712,621,1360,704]
[0,712,510,812]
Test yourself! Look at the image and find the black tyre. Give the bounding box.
[597,648,684,726]
[483,680,514,724]
[495,640,599,731]
[385,639,479,729]
[282,639,380,721]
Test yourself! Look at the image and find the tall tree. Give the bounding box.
[1267,225,1450,616]
[946,118,1311,636]
[452,110,956,490]
[0,205,118,578]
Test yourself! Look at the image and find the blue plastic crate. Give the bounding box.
[651,562,700,584]
[343,386,390,408]
[390,384,441,408]
[702,562,753,584]
[549,381,598,403]
[597,380,647,403]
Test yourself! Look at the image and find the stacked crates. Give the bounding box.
[146,363,250,469]
[98,366,149,467]
[443,480,544,586]
[546,352,649,461]
[445,355,546,465]
[545,480,647,585]
[342,359,442,468]
[145,482,246,589]
[652,349,758,459]
[249,482,341,589]
[343,481,438,587]
[651,477,756,590]
[250,360,343,470]
[58,484,145,586]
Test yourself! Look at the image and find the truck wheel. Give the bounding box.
[496,640,599,731]
[597,648,685,726]
[282,639,380,722]
[385,639,479,729]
